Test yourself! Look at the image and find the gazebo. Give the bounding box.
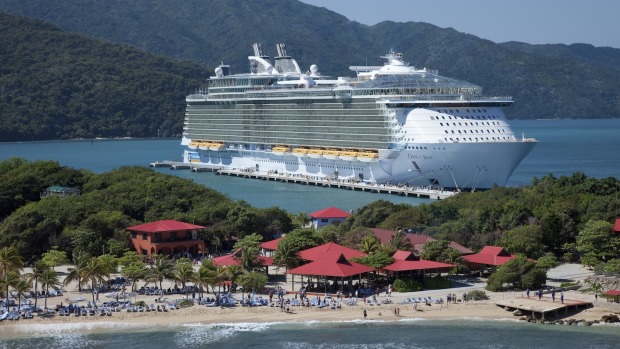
[212,248,273,268]
[604,289,620,303]
[286,252,374,293]
[461,246,518,273]
[383,250,454,280]
[299,242,367,261]
[127,220,206,258]
[260,237,283,257]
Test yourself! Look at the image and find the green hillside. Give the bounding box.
[0,13,212,141]
[2,0,620,141]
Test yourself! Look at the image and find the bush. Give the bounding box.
[466,290,489,301]
[178,299,195,308]
[393,278,422,292]
[422,276,451,290]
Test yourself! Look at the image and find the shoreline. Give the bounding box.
[1,293,619,339]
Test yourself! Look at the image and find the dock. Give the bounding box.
[496,297,593,320]
[149,160,458,200]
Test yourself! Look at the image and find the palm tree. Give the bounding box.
[359,235,380,254]
[82,257,110,304]
[25,260,49,309]
[389,230,413,251]
[273,244,300,271]
[0,246,24,306]
[12,278,31,313]
[40,269,61,309]
[195,260,218,297]
[147,255,174,291]
[174,259,195,297]
[64,254,90,293]
[121,261,148,292]
[1,271,20,307]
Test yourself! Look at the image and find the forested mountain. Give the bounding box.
[0,13,212,141]
[1,0,620,141]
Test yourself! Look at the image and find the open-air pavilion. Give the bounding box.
[299,242,367,261]
[260,237,283,257]
[212,248,273,272]
[461,246,518,271]
[383,250,455,281]
[286,252,375,293]
[604,289,620,302]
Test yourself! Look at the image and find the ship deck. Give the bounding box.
[149,161,457,200]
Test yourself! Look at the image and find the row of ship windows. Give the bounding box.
[253,158,365,170]
[445,137,509,142]
[430,113,498,120]
[444,129,506,134]
[439,121,499,127]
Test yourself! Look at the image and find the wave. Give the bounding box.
[173,322,281,346]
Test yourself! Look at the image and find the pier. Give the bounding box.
[149,161,457,200]
[496,297,593,320]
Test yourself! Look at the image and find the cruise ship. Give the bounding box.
[181,43,536,190]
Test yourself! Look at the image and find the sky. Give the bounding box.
[300,0,620,49]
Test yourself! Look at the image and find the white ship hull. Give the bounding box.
[182,140,535,189]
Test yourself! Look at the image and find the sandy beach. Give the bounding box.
[1,263,619,337]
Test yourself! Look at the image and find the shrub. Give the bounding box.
[422,276,451,290]
[178,299,195,308]
[393,278,422,292]
[466,290,489,301]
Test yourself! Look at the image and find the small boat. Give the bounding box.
[322,149,340,160]
[357,151,379,162]
[272,145,290,156]
[188,141,201,150]
[198,141,211,151]
[292,147,309,157]
[210,142,225,151]
[307,148,324,159]
[339,150,358,161]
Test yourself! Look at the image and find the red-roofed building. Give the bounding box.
[614,219,620,234]
[260,237,284,256]
[299,242,367,261]
[369,228,473,255]
[286,253,375,293]
[383,250,454,279]
[212,248,273,267]
[461,246,518,269]
[309,206,350,229]
[127,220,206,258]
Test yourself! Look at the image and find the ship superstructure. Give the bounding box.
[182,43,536,190]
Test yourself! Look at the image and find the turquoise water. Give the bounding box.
[1,319,619,348]
[0,119,619,213]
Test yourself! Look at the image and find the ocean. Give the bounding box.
[1,119,618,213]
[1,119,620,347]
[1,319,619,348]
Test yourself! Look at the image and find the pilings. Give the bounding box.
[149,161,458,200]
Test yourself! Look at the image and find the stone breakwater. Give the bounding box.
[522,313,620,326]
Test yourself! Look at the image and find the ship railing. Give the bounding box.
[380,95,513,103]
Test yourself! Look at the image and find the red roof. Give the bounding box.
[461,246,517,266]
[309,206,350,219]
[384,259,454,272]
[212,249,273,267]
[604,289,620,296]
[127,220,206,232]
[299,242,367,261]
[286,253,374,277]
[260,237,283,251]
[614,219,620,233]
[369,228,473,255]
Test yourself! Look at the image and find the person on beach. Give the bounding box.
[363,309,367,320]
[526,288,530,298]
[552,291,556,302]
[560,292,564,304]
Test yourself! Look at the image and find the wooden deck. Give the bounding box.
[496,296,593,319]
[149,161,457,200]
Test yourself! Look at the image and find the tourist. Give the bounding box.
[363,309,367,320]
